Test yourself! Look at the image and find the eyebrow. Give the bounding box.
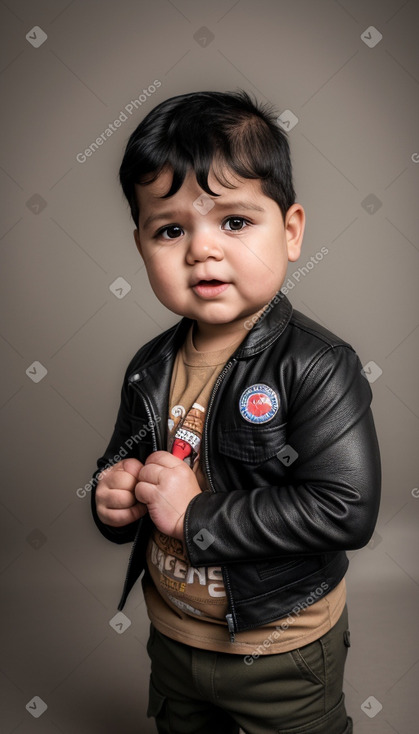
[141,199,266,231]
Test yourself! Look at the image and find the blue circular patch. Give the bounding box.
[239,384,279,424]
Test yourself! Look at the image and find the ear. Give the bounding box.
[284,204,305,263]
[133,228,144,259]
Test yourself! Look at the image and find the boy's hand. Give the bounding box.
[135,451,202,540]
[95,458,148,527]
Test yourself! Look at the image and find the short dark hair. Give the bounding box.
[119,89,296,226]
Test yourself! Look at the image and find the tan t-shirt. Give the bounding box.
[143,326,346,653]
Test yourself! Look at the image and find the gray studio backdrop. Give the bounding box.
[1,1,418,732]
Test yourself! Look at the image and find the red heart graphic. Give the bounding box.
[247,394,272,417]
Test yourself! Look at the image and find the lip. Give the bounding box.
[192,279,230,298]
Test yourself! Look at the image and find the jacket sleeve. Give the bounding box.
[184,345,381,566]
[90,371,142,545]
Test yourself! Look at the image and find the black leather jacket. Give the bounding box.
[91,292,381,641]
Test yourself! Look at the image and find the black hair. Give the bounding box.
[119,89,296,226]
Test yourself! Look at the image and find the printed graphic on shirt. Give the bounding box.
[169,402,205,467]
[148,345,231,623]
[148,532,226,619]
[239,383,279,424]
[168,404,185,433]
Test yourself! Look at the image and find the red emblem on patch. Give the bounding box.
[247,393,272,417]
[240,384,279,424]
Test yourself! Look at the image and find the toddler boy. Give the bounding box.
[91,90,381,734]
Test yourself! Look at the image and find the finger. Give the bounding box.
[119,458,143,478]
[135,480,183,521]
[99,458,142,484]
[104,502,148,527]
[106,459,144,491]
[145,450,183,469]
[138,463,165,486]
[135,479,174,507]
[105,470,138,492]
[102,488,142,510]
[135,480,157,505]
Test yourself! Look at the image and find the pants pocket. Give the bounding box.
[289,638,326,686]
[287,606,351,722]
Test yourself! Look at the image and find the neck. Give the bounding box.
[193,320,249,352]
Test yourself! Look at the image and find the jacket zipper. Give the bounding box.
[118,379,159,608]
[226,614,235,643]
[122,366,238,642]
[203,358,237,642]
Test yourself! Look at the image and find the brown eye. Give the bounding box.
[223,217,248,231]
[160,225,183,239]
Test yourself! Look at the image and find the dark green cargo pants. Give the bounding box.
[146,604,353,733]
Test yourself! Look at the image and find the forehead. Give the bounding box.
[135,165,266,211]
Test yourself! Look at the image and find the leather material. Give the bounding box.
[90,292,381,632]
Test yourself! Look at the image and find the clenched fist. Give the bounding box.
[95,458,148,527]
[135,451,202,539]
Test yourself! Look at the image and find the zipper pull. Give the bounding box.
[226,613,235,643]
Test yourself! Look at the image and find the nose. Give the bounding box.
[185,229,224,264]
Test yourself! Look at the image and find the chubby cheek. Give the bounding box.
[265,249,289,289]
[239,258,287,300]
[146,262,185,310]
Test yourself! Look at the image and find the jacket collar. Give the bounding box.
[234,291,293,358]
[128,291,292,382]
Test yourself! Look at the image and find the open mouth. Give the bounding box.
[192,280,230,298]
[196,279,224,286]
